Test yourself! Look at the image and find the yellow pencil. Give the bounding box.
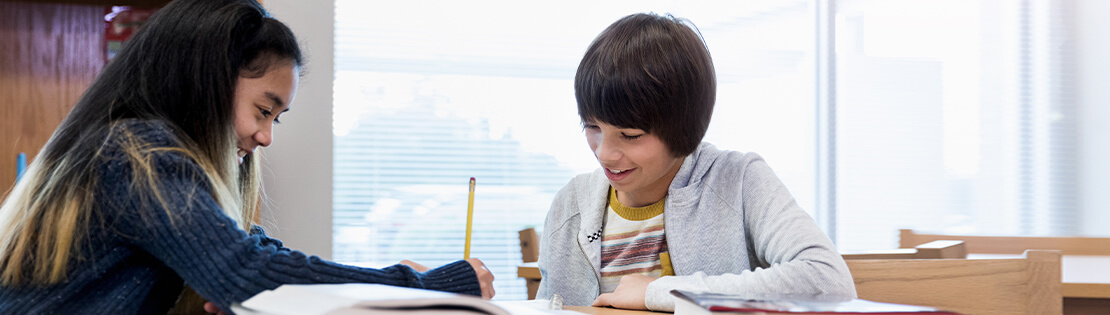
[464,177,476,260]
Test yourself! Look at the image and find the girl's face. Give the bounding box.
[233,62,299,163]
[584,120,684,207]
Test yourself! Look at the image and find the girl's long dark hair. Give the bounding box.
[58,0,302,172]
[0,0,302,285]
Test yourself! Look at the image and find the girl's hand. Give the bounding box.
[591,274,654,310]
[465,258,496,300]
[399,259,430,272]
[203,302,228,315]
[403,259,493,299]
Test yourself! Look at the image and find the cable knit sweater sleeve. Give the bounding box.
[97,121,480,313]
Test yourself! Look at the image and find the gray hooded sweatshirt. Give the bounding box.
[536,142,856,311]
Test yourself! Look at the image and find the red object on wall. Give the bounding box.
[104,6,158,61]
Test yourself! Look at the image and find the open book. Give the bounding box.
[671,290,961,315]
[231,283,510,315]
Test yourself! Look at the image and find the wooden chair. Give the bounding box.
[899,229,1110,314]
[518,228,541,300]
[842,240,967,260]
[900,229,1110,256]
[846,249,1062,315]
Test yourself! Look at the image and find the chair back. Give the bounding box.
[518,228,541,299]
[847,249,1062,315]
[900,229,1110,255]
[519,227,539,263]
[842,240,967,260]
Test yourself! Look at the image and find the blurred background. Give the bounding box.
[2,0,1106,302]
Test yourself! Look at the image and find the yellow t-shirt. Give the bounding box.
[598,187,674,293]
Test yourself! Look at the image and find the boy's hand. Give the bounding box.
[465,258,496,300]
[591,274,654,310]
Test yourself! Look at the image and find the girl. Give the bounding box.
[536,13,855,312]
[0,0,492,313]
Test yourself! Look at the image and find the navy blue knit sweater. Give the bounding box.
[0,120,481,314]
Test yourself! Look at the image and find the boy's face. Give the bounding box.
[584,120,684,207]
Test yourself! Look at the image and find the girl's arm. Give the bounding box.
[101,148,481,313]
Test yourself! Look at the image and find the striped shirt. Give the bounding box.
[599,187,674,293]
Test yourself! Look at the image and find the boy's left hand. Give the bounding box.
[591,274,655,310]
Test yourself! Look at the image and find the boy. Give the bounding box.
[536,13,855,312]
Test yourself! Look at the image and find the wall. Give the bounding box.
[252,0,1110,257]
[0,0,335,257]
[1077,0,1110,236]
[1,2,104,195]
[257,0,336,257]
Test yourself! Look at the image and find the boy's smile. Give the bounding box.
[585,120,684,207]
[604,167,635,182]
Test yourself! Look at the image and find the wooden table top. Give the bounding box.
[563,305,668,314]
[968,254,1110,299]
[521,254,1110,299]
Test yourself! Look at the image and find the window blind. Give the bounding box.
[832,0,1079,250]
[333,0,819,300]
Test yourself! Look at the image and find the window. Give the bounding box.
[331,0,1087,300]
[333,0,818,300]
[833,0,1079,250]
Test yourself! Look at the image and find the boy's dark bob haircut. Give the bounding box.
[576,13,716,157]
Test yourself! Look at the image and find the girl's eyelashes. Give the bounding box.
[260,108,282,124]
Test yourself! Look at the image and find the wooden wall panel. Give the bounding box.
[25,0,169,8]
[1,1,105,194]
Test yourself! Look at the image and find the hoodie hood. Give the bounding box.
[666,142,723,208]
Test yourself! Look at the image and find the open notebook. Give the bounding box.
[231,283,512,315]
[671,290,961,315]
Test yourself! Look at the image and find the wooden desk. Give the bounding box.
[967,254,1110,298]
[563,306,668,314]
[969,254,1110,314]
[518,264,655,311]
[514,267,665,314]
[523,255,1110,313]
